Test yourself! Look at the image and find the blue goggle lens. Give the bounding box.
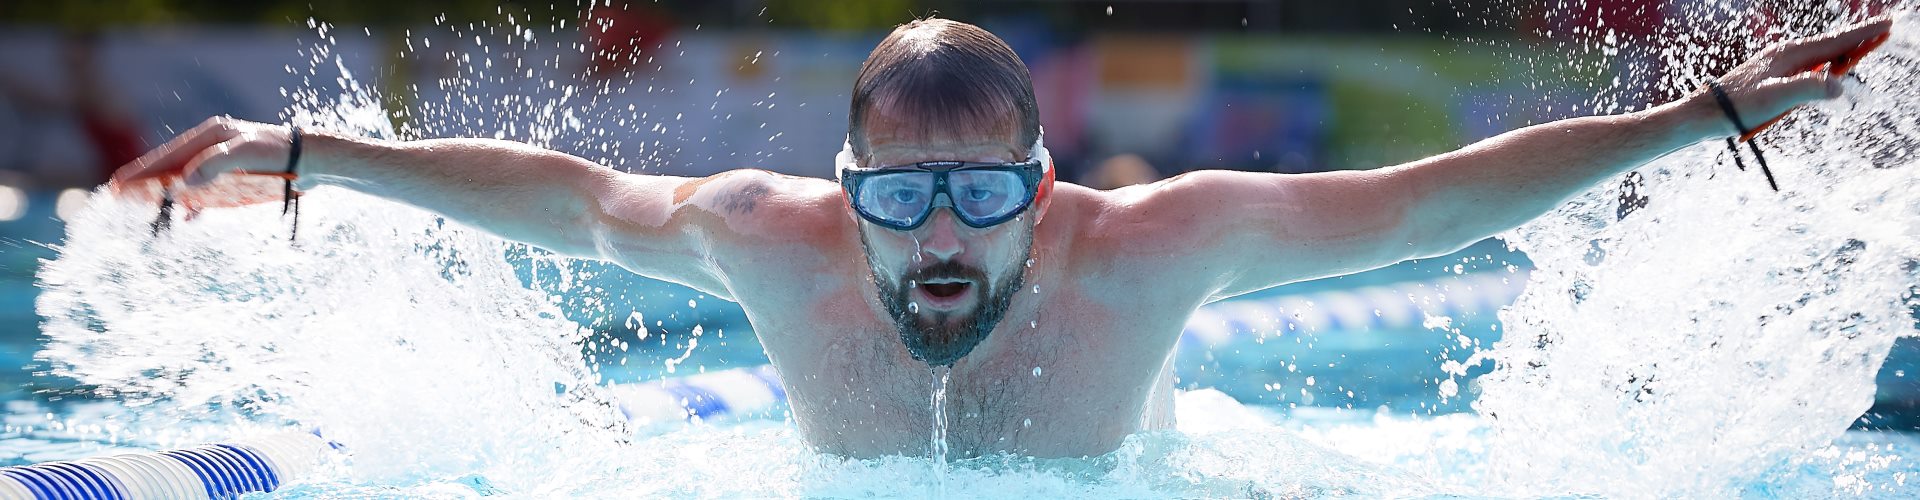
[848,167,1035,230]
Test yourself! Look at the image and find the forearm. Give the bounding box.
[1397,95,1722,255]
[296,131,617,256]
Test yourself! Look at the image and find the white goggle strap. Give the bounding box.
[835,132,1049,178]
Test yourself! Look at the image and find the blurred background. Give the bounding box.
[0,0,1914,428]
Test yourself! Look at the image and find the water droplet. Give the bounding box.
[1025,258,1035,268]
[1032,367,1043,377]
[1022,418,1032,428]
[908,280,918,289]
[1031,285,1040,294]
[908,302,920,314]
[1029,321,1037,329]
[687,299,697,308]
[1306,376,1316,386]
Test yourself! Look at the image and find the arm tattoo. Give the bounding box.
[719,182,770,214]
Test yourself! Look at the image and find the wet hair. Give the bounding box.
[847,18,1040,163]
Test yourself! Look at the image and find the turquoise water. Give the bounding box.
[5,395,1918,497]
[11,5,1920,499]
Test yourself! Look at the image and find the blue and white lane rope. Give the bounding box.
[1180,270,1525,348]
[0,432,329,500]
[0,272,1524,497]
[608,364,786,425]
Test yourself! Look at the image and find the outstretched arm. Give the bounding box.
[110,119,830,298]
[1092,16,1893,301]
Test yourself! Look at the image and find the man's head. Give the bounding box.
[843,18,1042,367]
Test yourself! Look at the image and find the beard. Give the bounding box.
[860,231,1030,367]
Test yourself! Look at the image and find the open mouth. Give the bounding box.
[915,277,976,310]
[922,280,971,298]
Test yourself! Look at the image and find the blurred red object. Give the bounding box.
[583,2,675,81]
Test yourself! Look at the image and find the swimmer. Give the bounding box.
[109,17,1896,459]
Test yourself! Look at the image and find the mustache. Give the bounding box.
[903,260,988,285]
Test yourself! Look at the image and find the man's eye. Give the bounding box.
[889,190,920,204]
[965,189,993,202]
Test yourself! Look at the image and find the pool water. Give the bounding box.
[12,5,1920,499]
[4,391,1917,498]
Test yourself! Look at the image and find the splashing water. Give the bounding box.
[34,16,647,494]
[20,5,1920,499]
[1466,8,1920,498]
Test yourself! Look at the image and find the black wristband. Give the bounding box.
[1705,79,1751,137]
[283,126,302,207]
[1706,79,1779,191]
[284,126,303,240]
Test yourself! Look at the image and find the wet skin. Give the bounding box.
[108,17,1896,458]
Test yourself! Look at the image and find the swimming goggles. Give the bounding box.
[839,156,1045,231]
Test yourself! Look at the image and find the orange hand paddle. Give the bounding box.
[1739,32,1891,142]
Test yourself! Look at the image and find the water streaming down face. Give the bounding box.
[21,5,1920,498]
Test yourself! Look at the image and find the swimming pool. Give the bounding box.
[4,373,1918,498]
[6,225,1919,498]
[7,6,1920,499]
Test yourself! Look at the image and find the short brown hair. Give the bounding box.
[847,18,1040,163]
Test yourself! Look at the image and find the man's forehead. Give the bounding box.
[863,136,1024,166]
[860,104,1024,164]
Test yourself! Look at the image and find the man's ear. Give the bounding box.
[1033,159,1055,225]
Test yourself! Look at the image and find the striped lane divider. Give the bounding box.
[0,432,330,500]
[1180,271,1525,348]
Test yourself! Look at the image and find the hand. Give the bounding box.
[109,116,297,212]
[1706,16,1894,140]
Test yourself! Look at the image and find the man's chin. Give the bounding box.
[901,314,987,367]
[902,335,984,367]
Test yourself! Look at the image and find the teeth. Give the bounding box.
[922,278,969,285]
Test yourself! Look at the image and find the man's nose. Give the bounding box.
[918,209,964,261]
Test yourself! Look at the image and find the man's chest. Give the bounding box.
[742,283,1189,456]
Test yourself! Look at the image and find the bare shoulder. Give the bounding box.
[1052,171,1259,257]
[588,168,852,300]
[668,169,850,246]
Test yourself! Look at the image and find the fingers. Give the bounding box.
[1769,16,1894,74]
[178,138,244,188]
[112,116,243,186]
[174,175,292,210]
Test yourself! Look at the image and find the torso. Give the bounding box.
[708,180,1198,458]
